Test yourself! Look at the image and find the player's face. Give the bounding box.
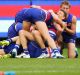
[57,10,65,20]
[60,5,70,14]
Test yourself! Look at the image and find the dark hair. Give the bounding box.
[60,9,67,19]
[60,1,71,8]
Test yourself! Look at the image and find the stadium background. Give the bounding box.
[0,0,80,38]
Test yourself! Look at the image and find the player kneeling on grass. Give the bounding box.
[59,1,78,58]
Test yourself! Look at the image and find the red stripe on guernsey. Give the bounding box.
[49,28,57,34]
[0,5,80,18]
[45,12,51,22]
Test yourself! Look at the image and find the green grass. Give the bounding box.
[0,48,80,75]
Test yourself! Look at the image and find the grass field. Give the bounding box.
[0,48,80,75]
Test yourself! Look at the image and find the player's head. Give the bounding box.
[60,1,71,14]
[57,9,67,20]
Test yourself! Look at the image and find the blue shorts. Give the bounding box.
[4,43,23,55]
[49,30,57,41]
[62,32,76,43]
[23,8,46,24]
[28,41,42,58]
[15,8,27,23]
[8,23,18,38]
[15,22,23,33]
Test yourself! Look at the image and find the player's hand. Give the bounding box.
[30,5,41,9]
[48,9,54,13]
[63,22,67,30]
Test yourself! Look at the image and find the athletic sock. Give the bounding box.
[23,48,29,54]
[11,44,19,58]
[0,46,2,49]
[42,48,47,54]
[14,44,20,50]
[7,38,12,43]
[52,49,60,54]
[57,47,63,54]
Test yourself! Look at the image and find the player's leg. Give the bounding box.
[18,30,30,58]
[0,36,19,46]
[0,48,12,58]
[11,37,21,58]
[56,32,64,54]
[36,22,57,49]
[19,30,35,48]
[62,32,78,58]
[35,21,64,58]
[0,43,16,58]
[49,30,64,58]
[19,24,35,58]
[0,36,20,58]
[0,49,5,56]
[0,49,10,58]
[0,37,20,58]
[9,22,25,57]
[32,30,49,58]
[67,42,78,58]
[32,30,45,48]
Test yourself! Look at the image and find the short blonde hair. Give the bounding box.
[60,1,71,8]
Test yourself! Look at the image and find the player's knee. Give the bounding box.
[68,52,76,58]
[32,30,40,36]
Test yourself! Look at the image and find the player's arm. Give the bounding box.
[54,22,64,32]
[53,23,64,38]
[49,10,66,29]
[65,16,76,35]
